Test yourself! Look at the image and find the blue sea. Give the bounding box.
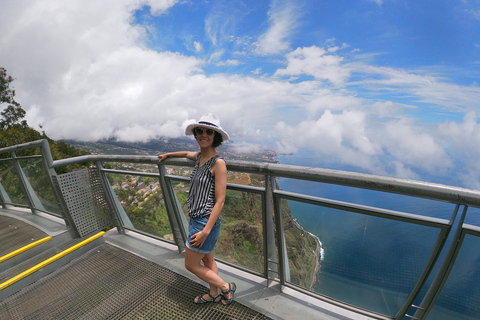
[276,154,480,318]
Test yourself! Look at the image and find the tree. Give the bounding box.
[0,67,27,129]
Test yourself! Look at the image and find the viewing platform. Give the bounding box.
[0,139,479,319]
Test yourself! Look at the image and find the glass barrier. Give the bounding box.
[105,172,173,240]
[426,232,480,320]
[17,157,62,215]
[170,178,189,217]
[0,159,29,206]
[214,189,264,274]
[282,199,444,317]
[465,206,480,226]
[15,147,42,158]
[169,176,265,274]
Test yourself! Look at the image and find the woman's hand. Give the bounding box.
[189,229,209,248]
[158,154,169,162]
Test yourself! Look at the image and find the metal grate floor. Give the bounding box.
[0,215,48,257]
[0,244,273,320]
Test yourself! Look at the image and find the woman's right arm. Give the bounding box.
[158,151,198,162]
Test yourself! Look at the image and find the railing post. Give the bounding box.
[0,180,9,208]
[158,163,187,253]
[396,205,460,320]
[40,139,69,221]
[272,176,291,290]
[265,175,279,285]
[11,151,37,214]
[413,205,469,320]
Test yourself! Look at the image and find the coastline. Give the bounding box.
[293,218,323,289]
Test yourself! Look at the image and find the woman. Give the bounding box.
[158,113,236,305]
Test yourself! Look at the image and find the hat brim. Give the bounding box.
[185,123,230,141]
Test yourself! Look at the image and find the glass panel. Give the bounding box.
[277,178,456,219]
[214,190,264,274]
[172,179,189,218]
[0,159,28,206]
[15,147,41,157]
[282,200,442,317]
[17,158,62,215]
[0,152,12,160]
[106,172,172,239]
[465,206,480,226]
[173,177,265,274]
[426,234,480,320]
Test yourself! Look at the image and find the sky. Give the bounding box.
[1,0,480,188]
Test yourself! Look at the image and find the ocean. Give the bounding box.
[276,154,479,318]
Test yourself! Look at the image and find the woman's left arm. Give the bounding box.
[189,159,227,248]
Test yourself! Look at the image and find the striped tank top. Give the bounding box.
[187,154,223,218]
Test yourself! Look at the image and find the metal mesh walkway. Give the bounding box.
[0,215,48,257]
[0,243,273,320]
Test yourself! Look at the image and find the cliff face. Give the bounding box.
[281,199,320,289]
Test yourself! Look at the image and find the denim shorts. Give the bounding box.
[186,215,221,254]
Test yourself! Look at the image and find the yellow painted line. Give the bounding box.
[0,231,105,291]
[0,236,52,263]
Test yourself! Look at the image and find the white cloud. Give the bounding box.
[390,161,421,180]
[275,110,380,170]
[348,63,480,112]
[194,41,203,53]
[230,142,265,154]
[370,100,414,118]
[217,59,243,67]
[381,119,453,174]
[368,0,383,6]
[147,0,180,15]
[437,112,480,188]
[252,68,262,75]
[274,46,351,86]
[116,121,182,142]
[209,50,225,62]
[1,0,480,189]
[254,0,300,55]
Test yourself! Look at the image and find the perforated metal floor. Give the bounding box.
[0,215,48,257]
[0,244,273,320]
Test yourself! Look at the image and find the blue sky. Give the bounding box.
[1,0,480,188]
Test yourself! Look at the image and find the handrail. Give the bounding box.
[48,154,480,208]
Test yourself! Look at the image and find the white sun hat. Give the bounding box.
[185,113,230,141]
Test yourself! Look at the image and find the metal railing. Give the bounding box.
[0,139,479,320]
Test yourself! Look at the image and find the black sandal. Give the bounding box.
[221,282,236,305]
[194,292,221,304]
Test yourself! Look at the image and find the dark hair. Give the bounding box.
[193,129,224,148]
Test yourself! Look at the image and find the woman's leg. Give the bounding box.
[202,252,219,295]
[185,248,232,301]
